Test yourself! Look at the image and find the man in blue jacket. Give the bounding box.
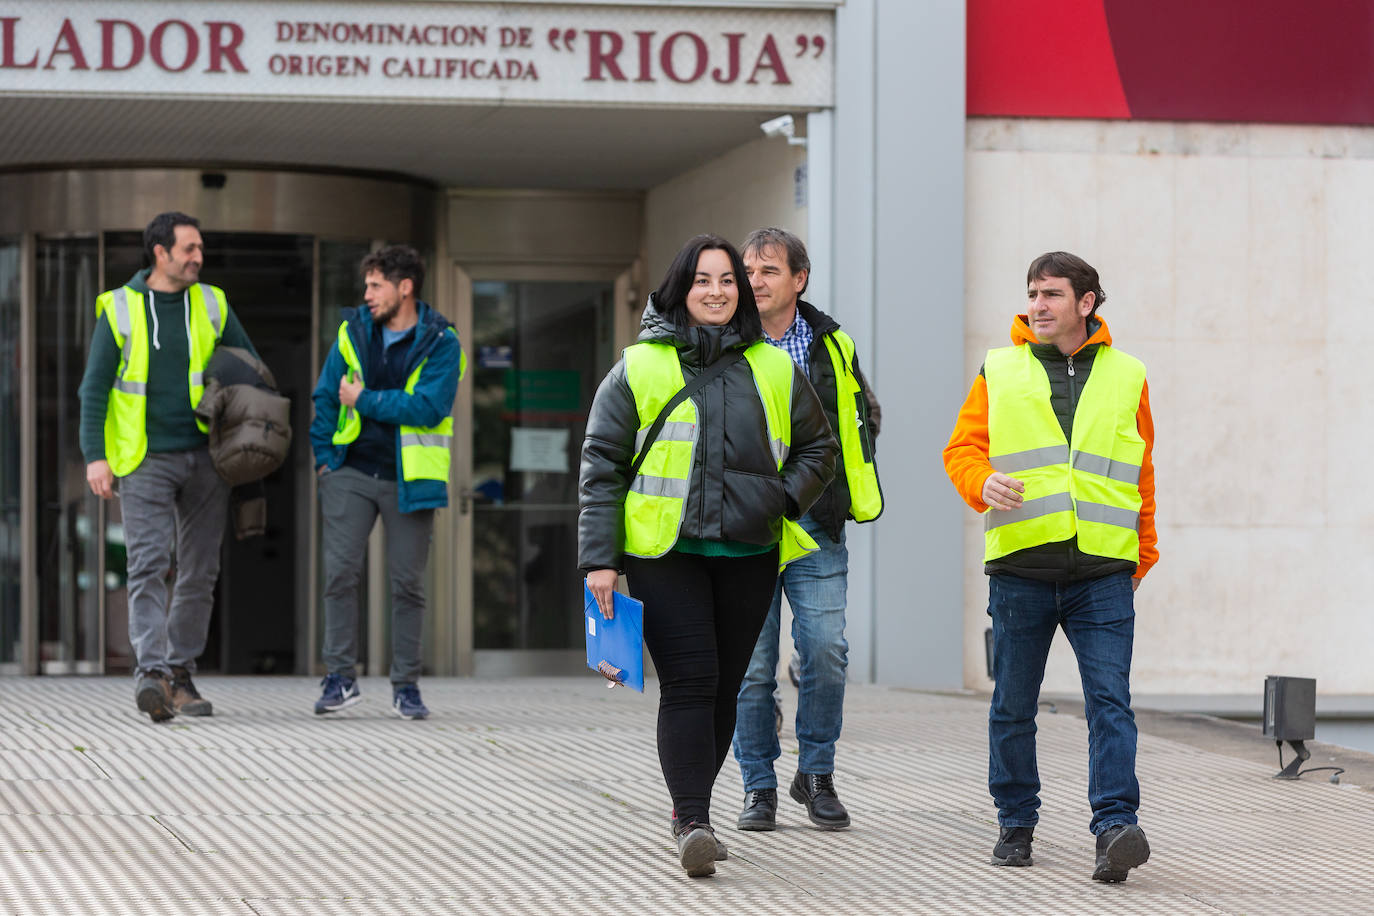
[309,246,465,720]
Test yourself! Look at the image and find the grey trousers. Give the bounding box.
[119,447,230,679]
[319,466,434,684]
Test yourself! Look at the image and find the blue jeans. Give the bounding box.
[987,571,1139,836]
[733,514,849,790]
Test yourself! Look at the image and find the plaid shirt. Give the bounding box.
[763,307,813,379]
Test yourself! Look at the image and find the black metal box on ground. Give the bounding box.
[1263,675,1316,741]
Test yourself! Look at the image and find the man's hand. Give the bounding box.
[86,460,114,499]
[585,568,619,619]
[981,471,1025,510]
[339,374,363,408]
[1132,578,1141,592]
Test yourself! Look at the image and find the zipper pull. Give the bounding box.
[1067,355,1075,377]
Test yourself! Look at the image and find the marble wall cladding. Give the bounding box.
[964,118,1372,694]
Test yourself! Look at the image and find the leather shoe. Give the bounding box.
[738,788,778,831]
[1093,824,1150,883]
[789,771,850,829]
[672,821,717,877]
[990,825,1033,866]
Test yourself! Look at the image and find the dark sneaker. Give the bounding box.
[314,673,361,714]
[671,813,726,860]
[738,788,778,831]
[1093,824,1150,883]
[789,771,851,829]
[991,826,1034,866]
[392,683,429,720]
[134,672,176,723]
[169,666,213,717]
[673,821,718,877]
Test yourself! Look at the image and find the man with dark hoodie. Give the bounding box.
[80,211,260,722]
[732,228,883,833]
[943,251,1156,883]
[309,246,465,721]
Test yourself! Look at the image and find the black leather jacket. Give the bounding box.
[578,302,837,572]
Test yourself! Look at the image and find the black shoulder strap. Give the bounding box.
[629,348,745,479]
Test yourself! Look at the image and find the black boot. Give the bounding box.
[990,826,1034,866]
[789,772,850,829]
[134,671,176,723]
[1093,824,1150,883]
[738,788,778,831]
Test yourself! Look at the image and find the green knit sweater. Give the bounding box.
[78,270,257,464]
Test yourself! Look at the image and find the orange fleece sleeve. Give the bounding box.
[943,373,995,512]
[1133,379,1157,580]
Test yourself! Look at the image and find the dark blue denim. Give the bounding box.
[987,571,1139,835]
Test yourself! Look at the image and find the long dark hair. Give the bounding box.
[653,234,762,340]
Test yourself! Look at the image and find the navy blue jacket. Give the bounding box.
[310,302,464,512]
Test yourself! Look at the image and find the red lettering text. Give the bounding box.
[1,18,39,69]
[205,21,246,73]
[43,19,89,70]
[585,30,625,81]
[98,19,144,71]
[713,33,743,84]
[747,35,790,85]
[150,20,198,72]
[660,31,707,84]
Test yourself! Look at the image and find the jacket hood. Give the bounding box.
[637,295,756,366]
[350,299,452,338]
[796,299,840,336]
[1010,313,1113,353]
[126,269,152,293]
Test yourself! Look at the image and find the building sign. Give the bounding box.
[0,2,834,108]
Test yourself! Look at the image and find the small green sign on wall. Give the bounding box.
[504,369,582,411]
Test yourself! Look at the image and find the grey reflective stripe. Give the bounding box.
[112,379,146,395]
[111,287,133,339]
[634,420,695,456]
[1072,450,1141,485]
[991,444,1069,474]
[199,284,223,335]
[1076,501,1139,530]
[984,492,1073,531]
[771,438,789,466]
[629,474,689,499]
[401,433,452,449]
[189,371,203,387]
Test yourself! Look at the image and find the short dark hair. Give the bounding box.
[143,212,200,267]
[361,245,425,297]
[653,234,762,340]
[1027,251,1106,316]
[741,227,811,295]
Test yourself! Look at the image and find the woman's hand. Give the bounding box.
[585,568,620,619]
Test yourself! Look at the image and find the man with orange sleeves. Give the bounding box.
[943,252,1156,883]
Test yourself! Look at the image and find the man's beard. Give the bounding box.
[371,301,399,325]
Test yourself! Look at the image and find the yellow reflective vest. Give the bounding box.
[819,330,883,522]
[94,283,226,476]
[983,343,1146,563]
[621,340,818,569]
[330,320,457,485]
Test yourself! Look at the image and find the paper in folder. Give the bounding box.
[584,583,645,693]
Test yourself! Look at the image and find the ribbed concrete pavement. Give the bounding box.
[2,677,1371,915]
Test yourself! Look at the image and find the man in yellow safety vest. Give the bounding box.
[944,252,1157,883]
[732,228,883,834]
[309,245,465,721]
[79,212,260,723]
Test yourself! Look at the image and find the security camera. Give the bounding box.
[760,114,806,147]
[760,114,795,139]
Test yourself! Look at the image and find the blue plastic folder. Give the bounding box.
[584,583,645,692]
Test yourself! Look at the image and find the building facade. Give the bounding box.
[0,0,964,684]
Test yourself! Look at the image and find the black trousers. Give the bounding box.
[624,547,779,826]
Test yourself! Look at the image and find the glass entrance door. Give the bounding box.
[466,278,615,666]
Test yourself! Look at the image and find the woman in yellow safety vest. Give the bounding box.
[579,234,837,878]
